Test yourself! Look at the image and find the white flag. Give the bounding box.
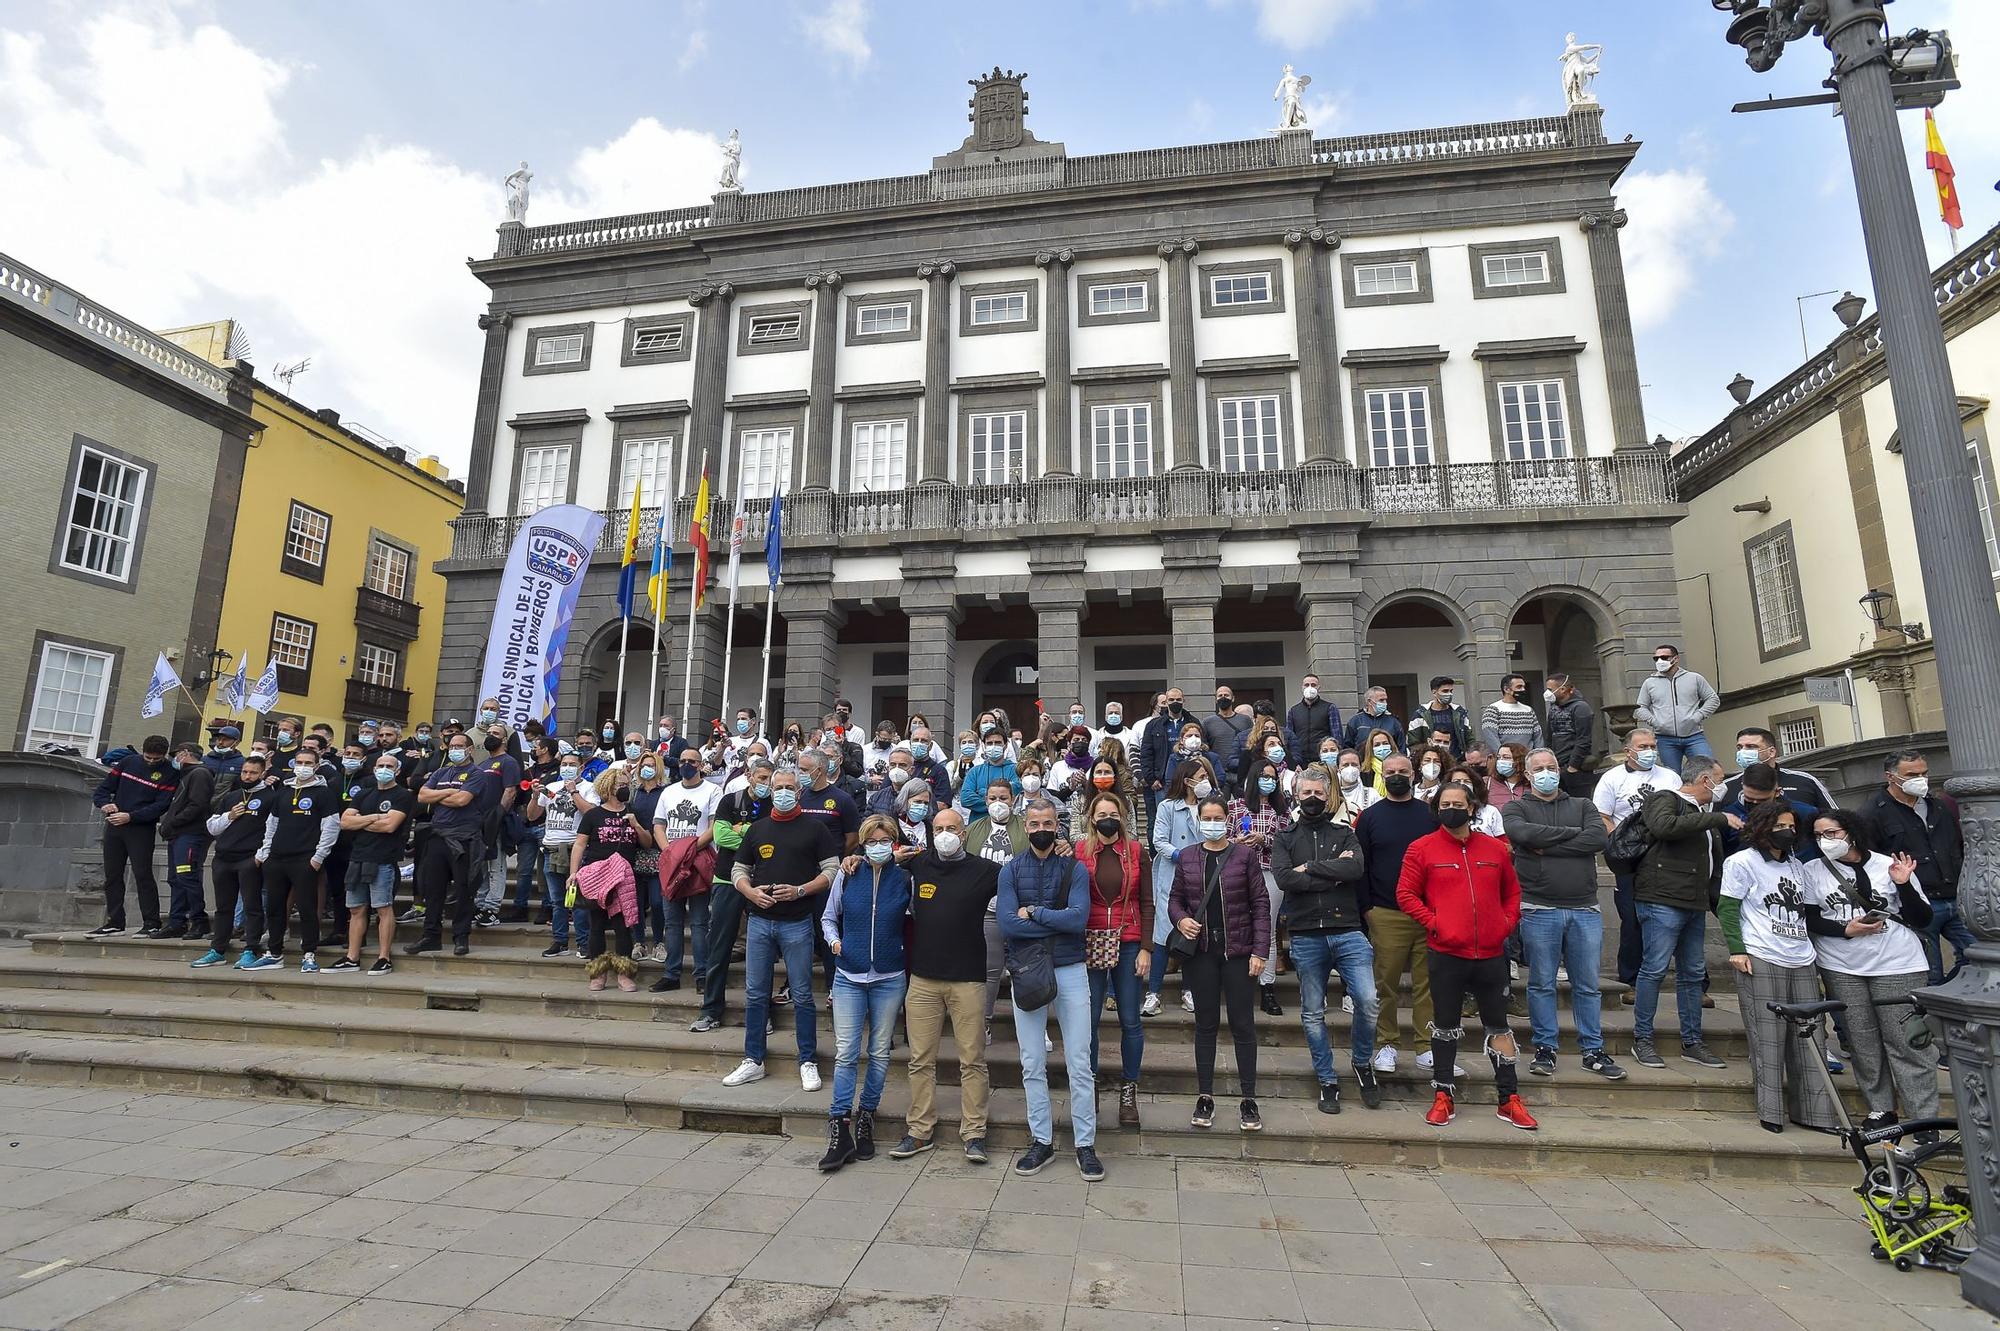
[222,655,248,711]
[141,652,181,719]
[726,504,745,595]
[247,660,281,714]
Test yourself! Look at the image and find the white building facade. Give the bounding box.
[439,73,1680,741]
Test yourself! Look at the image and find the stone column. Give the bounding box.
[460,312,514,516]
[1595,636,1634,744]
[906,605,962,733]
[1297,521,1363,702]
[917,261,957,482]
[1030,540,1088,714]
[802,271,843,491]
[781,602,844,732]
[1579,210,1647,452]
[1284,229,1344,464]
[1036,248,1076,475]
[667,603,727,731]
[1160,238,1200,468]
[687,282,737,474]
[1163,535,1221,695]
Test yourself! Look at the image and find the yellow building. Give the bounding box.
[163,321,464,737]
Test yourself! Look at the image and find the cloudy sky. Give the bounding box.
[3,0,1994,471]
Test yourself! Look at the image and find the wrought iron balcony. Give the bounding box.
[344,678,410,724]
[354,584,422,642]
[448,453,1671,567]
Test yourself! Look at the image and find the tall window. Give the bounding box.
[364,539,411,601]
[1090,403,1154,479]
[1352,262,1418,297]
[355,643,399,688]
[1498,380,1570,461]
[25,642,112,750]
[61,446,147,582]
[1216,396,1282,473]
[1364,388,1433,467]
[738,428,795,499]
[285,501,330,570]
[1088,283,1148,316]
[534,332,584,366]
[1968,430,2000,580]
[849,421,908,491]
[966,412,1027,485]
[270,614,315,671]
[1482,252,1549,287]
[1209,273,1271,307]
[1747,526,1808,655]
[617,435,676,510]
[516,445,571,514]
[855,302,911,336]
[969,292,1028,326]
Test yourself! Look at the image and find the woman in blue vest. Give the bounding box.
[818,813,913,1172]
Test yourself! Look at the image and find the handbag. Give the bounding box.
[1604,809,1654,876]
[1085,848,1131,971]
[1007,938,1057,1011]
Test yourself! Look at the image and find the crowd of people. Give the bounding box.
[85,643,1969,1180]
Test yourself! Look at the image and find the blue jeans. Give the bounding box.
[1520,907,1605,1054]
[1086,941,1145,1085]
[545,854,586,948]
[745,915,819,1066]
[1633,902,1707,1047]
[513,826,544,912]
[1655,732,1714,772]
[1611,871,1642,986]
[830,971,906,1117]
[635,873,664,945]
[1921,897,1977,985]
[1013,960,1096,1148]
[1291,930,1377,1086]
[663,892,711,982]
[166,833,211,928]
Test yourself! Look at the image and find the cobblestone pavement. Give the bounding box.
[0,1081,1991,1331]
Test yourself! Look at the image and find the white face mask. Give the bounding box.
[932,830,964,858]
[1901,776,1930,800]
[1301,686,1319,701]
[1020,774,1042,794]
[1191,779,1213,799]
[1543,689,1557,705]
[1338,765,1360,788]
[1818,837,1852,860]
[1655,658,1674,674]
[1420,763,1441,782]
[887,766,911,786]
[988,801,1012,823]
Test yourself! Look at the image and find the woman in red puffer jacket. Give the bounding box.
[1169,795,1271,1134]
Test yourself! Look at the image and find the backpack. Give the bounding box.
[1604,809,1653,877]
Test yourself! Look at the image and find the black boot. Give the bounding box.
[853,1109,876,1162]
[819,1115,856,1172]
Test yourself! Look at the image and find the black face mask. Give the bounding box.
[1384,774,1413,799]
[1216,698,1233,713]
[680,762,701,781]
[1768,829,1798,855]
[1027,830,1058,852]
[485,735,504,754]
[1438,806,1472,830]
[1166,701,1184,715]
[1093,817,1122,837]
[1297,795,1328,819]
[612,786,631,803]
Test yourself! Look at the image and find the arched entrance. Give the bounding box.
[1363,594,1471,720]
[1509,589,1622,755]
[578,618,665,735]
[970,640,1039,733]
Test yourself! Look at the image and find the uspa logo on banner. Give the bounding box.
[525,525,590,585]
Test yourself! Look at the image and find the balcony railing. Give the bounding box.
[449,453,1670,564]
[345,678,411,724]
[1,250,233,400]
[354,584,422,641]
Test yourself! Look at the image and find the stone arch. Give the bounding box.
[967,639,1040,734]
[1506,582,1630,754]
[1359,589,1475,722]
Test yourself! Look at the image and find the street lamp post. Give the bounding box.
[1711,0,2000,1311]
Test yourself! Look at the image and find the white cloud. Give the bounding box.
[1620,168,1733,331]
[678,0,710,71]
[1300,93,1344,133]
[1245,0,1372,48]
[0,10,726,472]
[799,0,870,68]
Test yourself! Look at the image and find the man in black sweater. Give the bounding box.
[1272,766,1377,1112]
[1352,754,1439,1077]
[253,757,341,971]
[690,757,774,1021]
[89,734,179,936]
[195,754,277,968]
[892,805,1002,1163]
[156,742,216,940]
[1864,749,1971,983]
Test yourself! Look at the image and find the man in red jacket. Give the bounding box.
[1396,782,1537,1131]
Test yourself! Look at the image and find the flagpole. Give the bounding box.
[647,526,666,731]
[757,469,785,743]
[717,495,744,728]
[679,449,709,732]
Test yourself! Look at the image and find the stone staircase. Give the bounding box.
[0,920,1913,1184]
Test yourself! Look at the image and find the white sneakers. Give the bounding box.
[721,1059,766,1087]
[800,1062,822,1092]
[1140,992,1162,1018]
[1341,995,1355,1014]
[1373,1046,1398,1074]
[1414,1051,1466,1076]
[1181,990,1195,1014]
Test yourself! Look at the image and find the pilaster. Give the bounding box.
[802,271,843,491]
[917,261,958,482]
[1036,249,1077,475]
[461,312,513,517]
[1285,228,1344,464]
[1162,535,1221,694]
[1029,540,1088,713]
[903,541,963,733]
[1578,210,1646,452]
[687,283,737,475]
[779,549,841,729]
[1160,238,1200,468]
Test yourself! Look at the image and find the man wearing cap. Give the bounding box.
[203,724,246,789]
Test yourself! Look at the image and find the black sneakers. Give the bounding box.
[1631,1040,1666,1069]
[1529,1047,1557,1077]
[367,958,394,976]
[326,957,361,973]
[1318,1082,1342,1115]
[1581,1050,1627,1080]
[1239,1099,1263,1133]
[1014,1140,1056,1176]
[1356,1066,1384,1109]
[541,943,566,958]
[962,1137,988,1164]
[1681,1043,1726,1069]
[1076,1146,1105,1182]
[87,924,124,937]
[1190,1095,1215,1129]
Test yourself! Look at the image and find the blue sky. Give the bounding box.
[2,0,1993,466]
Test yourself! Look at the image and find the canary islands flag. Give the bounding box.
[616,478,644,620]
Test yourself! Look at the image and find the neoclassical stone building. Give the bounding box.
[438,71,1681,742]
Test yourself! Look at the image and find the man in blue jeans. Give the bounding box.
[721,769,839,1092]
[1504,750,1625,1081]
[1271,767,1381,1113]
[1629,756,1739,1070]
[1000,798,1102,1182]
[1634,644,1720,772]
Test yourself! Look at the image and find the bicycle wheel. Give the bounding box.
[1905,1135,1978,1268]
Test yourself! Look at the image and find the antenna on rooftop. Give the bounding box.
[274,357,312,390]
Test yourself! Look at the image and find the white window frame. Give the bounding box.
[1087,283,1149,317]
[533,332,585,366]
[1216,395,1283,473]
[1090,403,1154,480]
[745,313,803,345]
[629,324,684,356]
[848,420,908,492]
[363,539,411,601]
[1777,715,1821,758]
[968,292,1028,327]
[24,641,113,750]
[1364,387,1434,467]
[270,614,316,672]
[1748,528,1808,656]
[1968,431,2000,582]
[966,412,1027,485]
[738,428,796,500]
[854,302,912,337]
[617,435,677,511]
[1352,262,1418,298]
[284,501,330,570]
[516,444,572,516]
[355,642,399,688]
[59,445,147,583]
[1497,379,1571,461]
[1481,252,1550,288]
[1209,273,1272,307]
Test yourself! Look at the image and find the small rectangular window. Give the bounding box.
[1498,380,1570,461]
[1209,273,1271,307]
[270,614,315,672]
[1482,252,1549,287]
[969,292,1028,326]
[516,444,572,515]
[1747,527,1808,655]
[617,435,675,511]
[746,313,803,345]
[61,446,147,582]
[1088,283,1149,316]
[848,420,908,492]
[26,641,113,750]
[364,539,411,601]
[1353,263,1418,297]
[967,412,1027,485]
[854,303,912,336]
[1365,388,1433,467]
[1217,396,1282,473]
[534,332,585,366]
[629,325,684,356]
[738,428,796,500]
[355,642,399,688]
[1777,715,1821,757]
[1090,403,1154,479]
[284,501,330,570]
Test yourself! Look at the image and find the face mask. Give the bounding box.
[447,748,468,765]
[1198,819,1229,841]
[1320,750,1339,766]
[1902,776,1930,800]
[1167,700,1184,714]
[560,766,580,781]
[1302,685,1319,701]
[1530,770,1562,796]
[959,742,977,759]
[884,766,909,787]
[1372,744,1393,761]
[1635,749,1658,771]
[1655,659,1673,674]
[1252,776,1276,796]
[1818,837,1851,860]
[576,744,595,759]
[1092,773,1115,791]
[375,766,400,783]
[637,765,657,782]
[1069,712,1085,726]
[1216,698,1233,713]
[612,785,631,803]
[417,732,433,745]
[837,710,852,723]
[620,743,639,760]
[864,842,894,865]
[984,745,1005,764]
[277,733,297,747]
[1438,692,1454,706]
[1420,763,1442,782]
[1265,745,1284,762]
[1105,712,1122,727]
[1192,779,1213,799]
[1094,816,1122,837]
[1027,829,1058,852]
[1182,736,1202,753]
[1384,774,1413,799]
[987,800,1011,823]
[1298,795,1328,818]
[170,756,188,771]
[342,758,363,774]
[1438,806,1472,831]
[1372,702,1388,716]
[930,830,962,858]
[1338,765,1360,788]
[771,788,799,812]
[1496,759,1516,777]
[293,764,316,781]
[908,803,931,820]
[1543,690,1557,706]
[679,762,700,781]
[359,734,376,749]
[478,710,496,725]
[1021,774,1042,794]
[751,781,771,800]
[1737,748,1761,769]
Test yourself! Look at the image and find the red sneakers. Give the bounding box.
[1424,1089,1456,1126]
[1496,1094,1539,1131]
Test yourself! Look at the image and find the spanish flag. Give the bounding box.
[1925,109,1963,234]
[616,477,644,620]
[689,464,712,610]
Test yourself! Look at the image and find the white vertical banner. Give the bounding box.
[477,503,609,732]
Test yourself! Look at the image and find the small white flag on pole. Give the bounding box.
[247,660,281,714]
[222,655,249,712]
[141,652,181,720]
[726,502,745,596]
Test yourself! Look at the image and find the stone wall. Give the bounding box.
[0,751,109,933]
